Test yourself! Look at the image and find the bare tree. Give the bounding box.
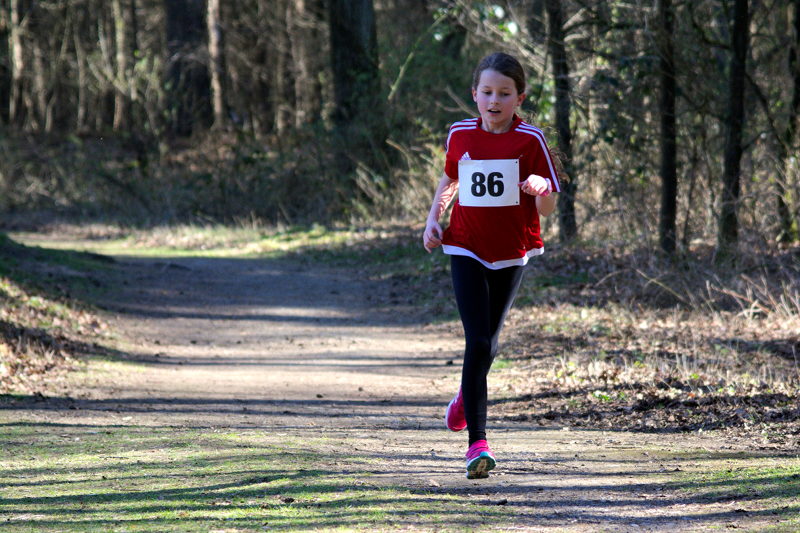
[777,0,800,243]
[0,3,9,124]
[273,0,295,133]
[9,0,28,127]
[164,0,211,136]
[112,0,130,130]
[328,0,381,127]
[657,0,677,254]
[207,0,226,128]
[717,0,749,257]
[287,0,324,128]
[328,0,385,166]
[544,0,577,241]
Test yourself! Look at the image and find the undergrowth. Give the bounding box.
[0,129,442,227]
[2,223,799,447]
[495,244,800,447]
[0,234,112,394]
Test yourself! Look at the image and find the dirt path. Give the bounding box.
[3,253,790,531]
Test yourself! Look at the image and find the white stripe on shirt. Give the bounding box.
[446,119,478,150]
[515,123,560,192]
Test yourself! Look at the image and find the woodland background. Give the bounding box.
[1,0,799,458]
[0,0,797,258]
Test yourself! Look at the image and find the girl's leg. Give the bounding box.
[486,264,525,360]
[451,255,524,445]
[451,255,491,445]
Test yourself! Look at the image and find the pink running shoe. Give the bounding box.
[465,439,496,479]
[444,388,466,432]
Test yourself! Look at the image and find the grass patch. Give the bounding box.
[669,454,800,532]
[10,223,455,317]
[0,233,113,292]
[492,358,511,370]
[0,420,508,532]
[9,222,447,275]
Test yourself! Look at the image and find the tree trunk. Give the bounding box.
[328,0,385,166]
[717,0,749,257]
[658,0,678,254]
[0,4,9,124]
[287,0,324,128]
[30,11,45,131]
[130,0,139,53]
[328,0,381,127]
[777,0,800,243]
[9,0,27,127]
[206,0,226,128]
[544,0,577,241]
[73,28,88,132]
[164,0,211,137]
[274,0,295,133]
[112,0,129,130]
[439,14,466,60]
[525,0,547,43]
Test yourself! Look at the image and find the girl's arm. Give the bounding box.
[536,191,557,217]
[520,174,557,216]
[423,173,458,252]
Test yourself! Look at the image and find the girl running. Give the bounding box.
[422,52,560,479]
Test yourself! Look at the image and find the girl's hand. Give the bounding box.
[519,174,552,196]
[423,219,443,253]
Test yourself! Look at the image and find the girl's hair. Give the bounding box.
[471,52,526,95]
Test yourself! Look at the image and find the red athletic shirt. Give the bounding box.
[441,115,561,269]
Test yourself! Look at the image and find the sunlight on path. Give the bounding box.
[2,251,796,532]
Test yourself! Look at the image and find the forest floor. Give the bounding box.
[1,224,799,532]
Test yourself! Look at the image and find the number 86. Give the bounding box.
[471,172,504,197]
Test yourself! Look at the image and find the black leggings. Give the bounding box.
[450,254,525,445]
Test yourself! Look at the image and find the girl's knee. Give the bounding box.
[464,336,492,359]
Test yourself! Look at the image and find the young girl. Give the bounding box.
[423,52,560,479]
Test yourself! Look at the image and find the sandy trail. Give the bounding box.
[5,254,781,531]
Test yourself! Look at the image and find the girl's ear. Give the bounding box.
[516,93,526,107]
[472,88,478,103]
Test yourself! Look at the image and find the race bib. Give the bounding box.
[458,159,520,207]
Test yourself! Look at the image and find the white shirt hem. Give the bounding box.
[441,245,544,270]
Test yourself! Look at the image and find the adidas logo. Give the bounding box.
[461,152,472,160]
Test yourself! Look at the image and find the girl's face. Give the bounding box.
[472,68,525,133]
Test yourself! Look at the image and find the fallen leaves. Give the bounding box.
[494,245,800,449]
[0,275,109,395]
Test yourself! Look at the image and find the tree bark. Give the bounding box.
[206,0,226,128]
[328,0,385,167]
[112,0,129,130]
[328,0,381,127]
[544,0,577,241]
[777,0,800,243]
[526,0,547,43]
[73,28,88,132]
[717,0,749,257]
[130,0,139,53]
[0,3,9,124]
[287,0,324,128]
[249,1,271,134]
[9,0,27,127]
[164,0,211,137]
[30,7,45,131]
[274,0,295,133]
[658,0,678,254]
